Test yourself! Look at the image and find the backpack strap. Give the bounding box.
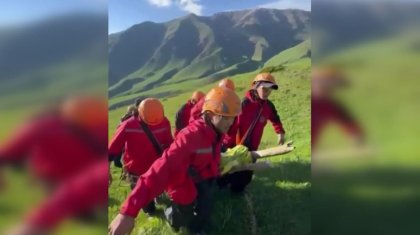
[139,119,163,155]
[239,104,264,146]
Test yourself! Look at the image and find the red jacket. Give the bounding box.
[108,116,173,176]
[120,119,222,217]
[26,160,108,229]
[311,97,363,148]
[174,100,195,136]
[0,115,107,185]
[227,90,285,151]
[188,97,204,124]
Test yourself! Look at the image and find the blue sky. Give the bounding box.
[0,0,310,33]
[109,0,311,33]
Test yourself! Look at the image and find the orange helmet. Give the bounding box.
[202,87,241,117]
[312,66,347,83]
[218,78,235,91]
[191,91,205,103]
[252,73,278,90]
[138,98,164,126]
[60,96,108,129]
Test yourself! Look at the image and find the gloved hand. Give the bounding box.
[220,145,251,174]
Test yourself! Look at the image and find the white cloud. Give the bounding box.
[259,0,311,11]
[146,0,203,15]
[178,0,203,15]
[147,0,172,7]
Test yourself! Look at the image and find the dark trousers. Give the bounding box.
[218,170,254,193]
[218,143,256,193]
[128,172,156,214]
[165,178,216,233]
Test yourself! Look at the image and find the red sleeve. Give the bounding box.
[120,130,195,217]
[108,121,127,156]
[26,160,108,228]
[0,121,39,164]
[331,104,363,137]
[267,100,285,134]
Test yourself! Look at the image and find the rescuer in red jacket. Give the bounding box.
[174,91,205,136]
[108,98,173,215]
[221,73,286,193]
[189,78,235,124]
[189,78,237,151]
[108,87,241,235]
[0,96,108,234]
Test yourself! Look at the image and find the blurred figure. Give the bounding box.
[0,96,108,234]
[0,1,107,234]
[311,66,364,149]
[174,91,205,136]
[312,1,420,235]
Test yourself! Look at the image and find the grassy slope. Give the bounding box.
[108,45,311,234]
[265,39,311,67]
[108,39,310,110]
[315,32,420,164]
[313,31,420,235]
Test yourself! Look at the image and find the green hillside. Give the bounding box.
[108,46,311,234]
[312,30,420,235]
[108,8,310,100]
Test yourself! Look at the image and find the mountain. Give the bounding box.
[0,13,107,81]
[108,35,311,110]
[0,13,108,108]
[108,8,310,99]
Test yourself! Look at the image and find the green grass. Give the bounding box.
[265,40,311,67]
[108,39,310,111]
[108,50,311,234]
